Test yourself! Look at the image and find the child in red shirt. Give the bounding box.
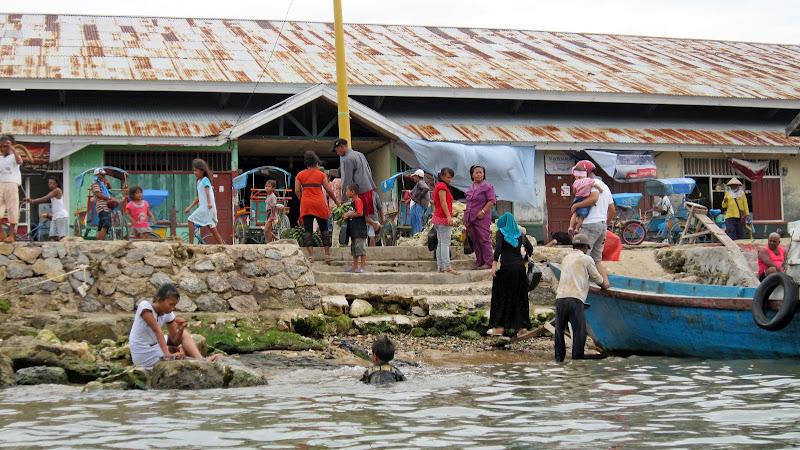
[125,186,157,239]
[342,184,368,273]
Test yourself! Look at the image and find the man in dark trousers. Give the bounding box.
[333,138,381,243]
[554,233,609,362]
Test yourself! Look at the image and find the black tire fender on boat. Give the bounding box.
[752,272,799,331]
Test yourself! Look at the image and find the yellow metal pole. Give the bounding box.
[333,0,351,144]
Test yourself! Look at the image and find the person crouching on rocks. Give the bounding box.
[361,335,406,384]
[129,282,218,369]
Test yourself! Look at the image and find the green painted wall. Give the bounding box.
[67,142,235,237]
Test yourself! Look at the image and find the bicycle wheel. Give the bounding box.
[621,221,646,245]
[234,217,248,245]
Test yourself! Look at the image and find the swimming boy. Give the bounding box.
[360,335,406,384]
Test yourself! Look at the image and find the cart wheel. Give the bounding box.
[234,217,248,245]
[621,221,646,245]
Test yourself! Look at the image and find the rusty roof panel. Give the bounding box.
[1,14,800,100]
[390,116,799,147]
[0,106,239,138]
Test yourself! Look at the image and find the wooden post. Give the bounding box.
[169,207,177,238]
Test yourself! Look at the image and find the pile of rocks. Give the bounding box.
[0,239,321,314]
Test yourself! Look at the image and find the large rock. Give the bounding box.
[176,296,197,312]
[228,295,259,313]
[193,258,216,272]
[47,318,126,345]
[88,366,150,391]
[210,253,235,271]
[0,354,13,387]
[144,255,172,268]
[207,272,232,293]
[322,295,349,316]
[194,293,229,312]
[268,273,295,290]
[122,262,155,278]
[150,359,225,390]
[15,366,69,385]
[150,272,175,288]
[353,315,414,333]
[0,338,100,383]
[13,245,42,264]
[349,299,374,318]
[221,358,268,388]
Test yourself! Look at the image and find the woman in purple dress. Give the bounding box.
[464,165,497,270]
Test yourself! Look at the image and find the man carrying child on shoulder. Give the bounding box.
[361,335,406,385]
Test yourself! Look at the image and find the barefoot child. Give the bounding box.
[262,180,278,242]
[568,167,603,236]
[342,184,368,273]
[25,176,68,241]
[360,335,406,384]
[129,283,217,369]
[125,186,157,239]
[184,158,225,244]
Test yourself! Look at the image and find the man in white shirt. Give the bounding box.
[0,135,23,242]
[570,160,615,280]
[554,233,609,362]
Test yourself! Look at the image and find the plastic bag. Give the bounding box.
[527,261,542,292]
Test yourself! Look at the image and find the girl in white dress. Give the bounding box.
[184,158,225,244]
[129,283,213,368]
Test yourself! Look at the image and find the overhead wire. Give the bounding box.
[225,0,296,142]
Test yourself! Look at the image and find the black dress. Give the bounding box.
[489,231,534,330]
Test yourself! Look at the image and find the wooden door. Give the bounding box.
[751,178,782,221]
[545,175,575,237]
[212,172,234,244]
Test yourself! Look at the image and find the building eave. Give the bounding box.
[3,78,800,110]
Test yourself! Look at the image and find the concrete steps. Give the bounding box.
[312,259,477,272]
[313,268,491,285]
[309,246,469,262]
[317,281,492,299]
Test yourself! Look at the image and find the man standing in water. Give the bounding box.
[334,138,380,245]
[554,233,609,362]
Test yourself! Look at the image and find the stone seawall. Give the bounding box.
[0,239,319,315]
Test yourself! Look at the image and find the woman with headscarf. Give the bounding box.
[721,177,749,240]
[464,165,497,270]
[487,212,534,337]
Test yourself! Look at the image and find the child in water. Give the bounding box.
[360,335,406,384]
[128,282,219,369]
[568,167,603,236]
[125,186,157,239]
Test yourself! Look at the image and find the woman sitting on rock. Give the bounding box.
[129,283,217,369]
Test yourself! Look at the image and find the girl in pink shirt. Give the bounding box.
[125,186,157,239]
[568,169,603,236]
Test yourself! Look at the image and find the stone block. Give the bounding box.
[240,262,264,277]
[6,262,33,279]
[0,243,14,256]
[194,293,229,312]
[193,259,216,272]
[263,249,282,261]
[179,273,207,294]
[226,273,254,293]
[31,258,65,280]
[207,272,231,293]
[294,271,315,288]
[228,295,259,313]
[267,273,295,290]
[117,279,150,297]
[144,255,172,268]
[149,272,174,288]
[322,295,349,316]
[123,262,155,279]
[263,259,284,276]
[284,261,308,280]
[79,296,104,313]
[13,245,42,264]
[210,253,235,271]
[112,293,136,312]
[97,281,116,296]
[0,354,13,387]
[176,296,197,312]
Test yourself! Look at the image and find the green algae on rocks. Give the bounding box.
[197,320,325,354]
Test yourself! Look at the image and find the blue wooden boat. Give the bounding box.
[549,263,800,359]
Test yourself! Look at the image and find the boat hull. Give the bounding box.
[549,264,800,359]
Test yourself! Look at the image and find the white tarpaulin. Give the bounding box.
[398,138,536,207]
[584,150,657,182]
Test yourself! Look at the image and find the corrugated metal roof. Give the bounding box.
[0,106,238,137]
[1,14,800,101]
[389,115,799,147]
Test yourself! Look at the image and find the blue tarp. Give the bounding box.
[398,138,536,207]
[644,178,697,196]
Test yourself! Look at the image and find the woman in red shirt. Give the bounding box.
[295,151,340,262]
[433,167,458,274]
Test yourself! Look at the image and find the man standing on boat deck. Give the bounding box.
[569,160,615,281]
[554,233,609,363]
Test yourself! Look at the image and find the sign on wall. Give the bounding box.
[16,142,51,171]
[545,154,575,175]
